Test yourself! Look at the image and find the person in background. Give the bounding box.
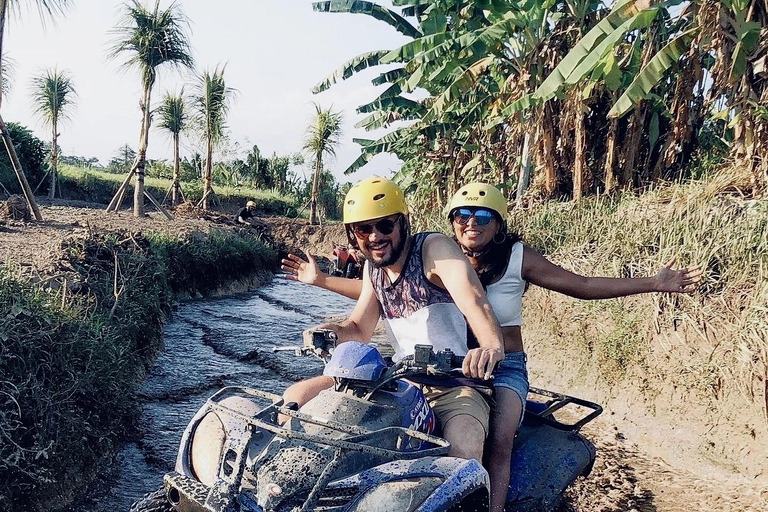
[282,176,505,464]
[234,200,259,225]
[281,182,702,512]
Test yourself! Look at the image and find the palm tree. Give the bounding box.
[30,67,76,199]
[191,65,235,210]
[0,0,70,220]
[106,0,193,217]
[156,89,186,205]
[303,103,342,225]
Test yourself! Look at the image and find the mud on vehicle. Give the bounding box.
[131,333,601,512]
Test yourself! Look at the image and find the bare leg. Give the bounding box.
[442,414,486,461]
[487,388,523,512]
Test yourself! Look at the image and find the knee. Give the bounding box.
[444,416,487,461]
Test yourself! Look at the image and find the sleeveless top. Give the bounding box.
[369,233,469,362]
[485,241,526,326]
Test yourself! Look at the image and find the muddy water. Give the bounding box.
[74,278,355,512]
[72,277,767,512]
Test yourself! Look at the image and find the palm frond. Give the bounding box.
[108,0,194,88]
[29,67,76,127]
[192,65,236,146]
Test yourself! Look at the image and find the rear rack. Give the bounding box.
[525,387,603,432]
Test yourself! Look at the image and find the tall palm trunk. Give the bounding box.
[133,85,153,217]
[203,134,213,210]
[172,131,180,205]
[49,120,58,200]
[309,155,322,224]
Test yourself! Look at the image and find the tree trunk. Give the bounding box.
[516,129,532,204]
[541,106,557,196]
[572,93,587,202]
[621,105,644,189]
[49,123,58,200]
[0,113,42,220]
[202,135,213,210]
[133,86,152,217]
[0,0,7,108]
[309,155,321,225]
[172,132,180,205]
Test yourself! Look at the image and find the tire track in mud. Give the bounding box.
[558,419,768,512]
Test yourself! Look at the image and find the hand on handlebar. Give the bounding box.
[302,328,338,358]
[462,347,504,381]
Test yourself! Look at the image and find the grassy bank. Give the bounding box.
[500,168,767,476]
[507,170,766,385]
[0,227,276,510]
[57,164,299,217]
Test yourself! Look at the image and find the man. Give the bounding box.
[234,200,258,225]
[283,176,504,462]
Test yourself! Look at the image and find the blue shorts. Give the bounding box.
[492,352,529,424]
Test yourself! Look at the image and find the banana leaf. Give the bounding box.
[608,28,697,118]
[312,1,421,38]
[533,0,646,101]
[312,50,390,93]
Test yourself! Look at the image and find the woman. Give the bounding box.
[281,182,701,512]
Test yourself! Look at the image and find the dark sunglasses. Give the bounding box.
[451,207,495,226]
[351,215,400,237]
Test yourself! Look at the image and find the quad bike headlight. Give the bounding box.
[348,477,443,512]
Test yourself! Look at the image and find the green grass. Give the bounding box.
[57,164,299,216]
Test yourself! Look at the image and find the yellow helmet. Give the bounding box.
[447,182,507,220]
[246,200,256,208]
[343,176,408,224]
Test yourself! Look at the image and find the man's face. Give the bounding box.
[350,214,406,268]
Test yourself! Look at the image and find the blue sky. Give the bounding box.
[2,1,411,183]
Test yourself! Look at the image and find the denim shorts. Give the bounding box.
[493,352,529,423]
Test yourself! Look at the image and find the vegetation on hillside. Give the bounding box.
[0,228,276,510]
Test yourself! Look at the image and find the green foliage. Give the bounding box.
[106,144,136,174]
[0,228,276,510]
[0,123,46,194]
[29,67,76,128]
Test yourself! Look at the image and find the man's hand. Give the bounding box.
[282,250,323,285]
[462,347,504,381]
[302,326,339,357]
[653,257,703,293]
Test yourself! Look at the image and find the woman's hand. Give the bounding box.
[281,250,324,285]
[653,257,703,293]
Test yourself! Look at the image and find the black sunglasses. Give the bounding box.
[351,214,400,237]
[451,207,495,226]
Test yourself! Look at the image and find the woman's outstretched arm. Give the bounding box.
[522,246,702,299]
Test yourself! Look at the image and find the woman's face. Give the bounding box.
[451,207,499,253]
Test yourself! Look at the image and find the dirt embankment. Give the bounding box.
[0,198,346,275]
[2,198,766,512]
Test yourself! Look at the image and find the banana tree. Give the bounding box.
[30,67,76,200]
